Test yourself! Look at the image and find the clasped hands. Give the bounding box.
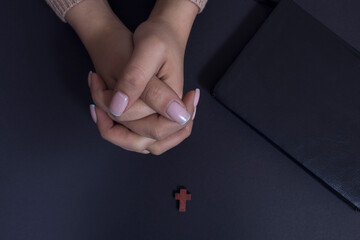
[66,0,200,154]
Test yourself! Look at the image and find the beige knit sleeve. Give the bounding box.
[189,0,208,13]
[45,0,208,23]
[45,0,85,22]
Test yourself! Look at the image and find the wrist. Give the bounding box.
[148,0,198,47]
[66,0,126,47]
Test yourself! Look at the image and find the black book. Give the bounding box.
[213,0,360,210]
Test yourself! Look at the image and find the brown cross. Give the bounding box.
[175,188,191,212]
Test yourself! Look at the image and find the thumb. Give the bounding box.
[108,39,165,117]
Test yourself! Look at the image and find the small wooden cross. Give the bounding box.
[175,188,191,212]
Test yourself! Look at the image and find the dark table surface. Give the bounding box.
[1,0,360,239]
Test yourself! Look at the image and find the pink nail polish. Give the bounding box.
[88,71,92,88]
[109,91,129,116]
[194,88,200,107]
[89,104,97,123]
[192,107,197,120]
[166,101,191,125]
[192,88,200,120]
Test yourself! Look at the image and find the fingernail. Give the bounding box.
[192,107,197,120]
[142,150,150,154]
[166,101,190,125]
[89,104,97,123]
[192,88,200,120]
[109,91,129,116]
[88,71,92,88]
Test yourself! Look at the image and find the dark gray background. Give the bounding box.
[0,0,360,239]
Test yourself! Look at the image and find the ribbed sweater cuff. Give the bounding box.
[46,0,208,23]
[45,0,85,22]
[189,0,208,13]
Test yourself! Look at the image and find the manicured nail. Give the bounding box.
[109,91,129,116]
[88,71,92,88]
[89,104,97,123]
[192,88,200,120]
[142,150,150,154]
[192,108,197,120]
[166,101,190,125]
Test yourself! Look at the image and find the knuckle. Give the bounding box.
[143,85,163,106]
[132,146,145,153]
[150,126,166,140]
[132,139,151,153]
[146,35,166,52]
[122,66,146,90]
[150,148,164,156]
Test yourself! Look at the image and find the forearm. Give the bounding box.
[148,0,198,48]
[65,0,128,48]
